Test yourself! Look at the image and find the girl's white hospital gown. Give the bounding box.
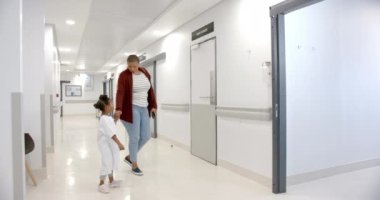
[98,115,120,176]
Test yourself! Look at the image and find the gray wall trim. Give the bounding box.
[218,159,272,188]
[270,0,324,16]
[288,158,380,185]
[216,107,272,121]
[49,95,54,149]
[140,52,166,67]
[40,94,47,167]
[11,92,25,200]
[161,103,190,112]
[65,100,96,104]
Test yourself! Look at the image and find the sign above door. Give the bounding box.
[192,22,214,41]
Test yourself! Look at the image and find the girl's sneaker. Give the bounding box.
[98,184,110,194]
[110,180,122,188]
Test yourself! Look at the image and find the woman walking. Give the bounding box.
[114,55,157,176]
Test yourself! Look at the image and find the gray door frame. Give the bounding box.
[141,52,166,139]
[103,78,114,99]
[270,0,325,194]
[190,37,218,165]
[60,80,70,117]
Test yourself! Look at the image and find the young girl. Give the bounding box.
[94,95,125,193]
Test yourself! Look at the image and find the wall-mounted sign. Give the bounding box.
[192,22,214,41]
[82,74,93,91]
[65,85,82,97]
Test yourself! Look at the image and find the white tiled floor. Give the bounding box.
[27,115,380,200]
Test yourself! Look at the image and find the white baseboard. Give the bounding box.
[218,159,271,188]
[157,134,190,151]
[288,158,380,185]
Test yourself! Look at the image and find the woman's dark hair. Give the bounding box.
[93,95,110,111]
[127,54,140,63]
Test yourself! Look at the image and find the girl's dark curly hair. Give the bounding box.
[93,95,110,112]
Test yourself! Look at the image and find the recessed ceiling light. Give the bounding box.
[61,61,72,65]
[59,47,72,52]
[66,70,71,72]
[65,20,76,25]
[124,52,134,56]
[77,64,85,69]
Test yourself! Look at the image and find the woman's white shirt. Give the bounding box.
[132,73,151,107]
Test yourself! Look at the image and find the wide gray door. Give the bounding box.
[190,38,217,165]
[145,64,157,138]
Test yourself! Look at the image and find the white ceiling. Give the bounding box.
[102,0,223,71]
[44,0,93,71]
[44,0,223,73]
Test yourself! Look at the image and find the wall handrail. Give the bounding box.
[216,106,272,121]
[161,103,190,112]
[65,100,97,104]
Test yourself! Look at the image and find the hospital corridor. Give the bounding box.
[1,0,380,199]
[25,115,380,200]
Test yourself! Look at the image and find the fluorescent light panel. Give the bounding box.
[65,20,76,25]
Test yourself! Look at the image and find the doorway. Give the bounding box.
[60,80,70,117]
[271,0,380,194]
[103,78,114,99]
[190,37,217,165]
[144,62,158,138]
[140,52,166,139]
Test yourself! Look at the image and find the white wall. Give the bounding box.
[285,0,380,176]
[23,0,46,170]
[61,72,104,115]
[132,0,283,179]
[0,0,25,199]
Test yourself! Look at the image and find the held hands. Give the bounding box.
[114,110,122,120]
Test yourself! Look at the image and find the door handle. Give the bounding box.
[210,71,216,105]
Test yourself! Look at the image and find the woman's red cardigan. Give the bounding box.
[115,67,157,123]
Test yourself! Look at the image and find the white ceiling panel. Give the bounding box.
[46,0,176,71]
[102,0,223,71]
[45,0,222,73]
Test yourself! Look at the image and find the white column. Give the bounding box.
[22,0,46,172]
[0,0,25,199]
[44,26,54,151]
